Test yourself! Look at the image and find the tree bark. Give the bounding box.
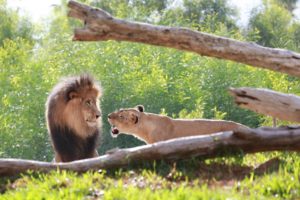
[1,126,300,176]
[67,0,300,77]
[229,87,300,123]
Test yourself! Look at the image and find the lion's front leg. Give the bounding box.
[54,153,62,162]
[92,150,99,158]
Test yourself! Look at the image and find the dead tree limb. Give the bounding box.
[67,0,300,77]
[229,87,300,122]
[1,126,300,176]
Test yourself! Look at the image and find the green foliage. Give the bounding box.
[178,99,204,119]
[239,153,300,199]
[91,0,168,23]
[247,0,300,50]
[291,22,300,50]
[0,0,34,46]
[0,38,51,160]
[274,0,298,12]
[182,0,238,32]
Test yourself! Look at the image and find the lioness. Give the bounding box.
[46,74,102,162]
[108,105,250,144]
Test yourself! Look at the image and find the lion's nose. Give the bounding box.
[96,110,101,119]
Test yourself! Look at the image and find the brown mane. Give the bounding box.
[46,74,102,162]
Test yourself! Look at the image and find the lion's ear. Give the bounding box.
[136,105,144,112]
[69,91,79,100]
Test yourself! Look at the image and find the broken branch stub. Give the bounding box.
[229,87,300,123]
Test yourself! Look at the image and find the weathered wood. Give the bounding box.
[1,126,300,176]
[67,0,300,77]
[229,87,300,123]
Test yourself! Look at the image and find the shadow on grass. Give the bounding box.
[0,175,21,194]
[104,154,283,187]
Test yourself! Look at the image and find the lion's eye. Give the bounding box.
[85,100,92,106]
[119,115,124,119]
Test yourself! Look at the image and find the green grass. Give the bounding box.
[1,152,300,200]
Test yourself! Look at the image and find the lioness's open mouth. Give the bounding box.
[108,116,120,137]
[111,126,119,137]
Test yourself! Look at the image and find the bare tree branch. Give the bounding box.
[1,126,300,176]
[229,87,300,123]
[67,0,300,77]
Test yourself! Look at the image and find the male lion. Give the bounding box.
[46,74,102,162]
[108,105,250,144]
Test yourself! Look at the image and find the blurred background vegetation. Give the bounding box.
[0,0,300,161]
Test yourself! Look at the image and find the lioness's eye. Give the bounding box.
[119,115,123,119]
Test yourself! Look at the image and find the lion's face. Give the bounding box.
[81,95,101,128]
[64,88,102,137]
[108,105,144,137]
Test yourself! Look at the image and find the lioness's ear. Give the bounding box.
[136,105,144,112]
[134,115,139,124]
[130,113,139,124]
[69,91,79,100]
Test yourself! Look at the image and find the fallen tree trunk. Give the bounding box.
[1,126,300,176]
[67,0,300,77]
[229,87,300,123]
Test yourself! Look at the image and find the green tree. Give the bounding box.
[91,0,168,23]
[182,0,238,32]
[0,0,34,45]
[247,0,299,50]
[0,38,50,159]
[291,22,300,50]
[275,0,298,13]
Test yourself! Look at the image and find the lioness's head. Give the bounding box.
[61,74,102,136]
[108,105,144,137]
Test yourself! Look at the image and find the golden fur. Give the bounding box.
[108,105,250,144]
[46,74,102,162]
